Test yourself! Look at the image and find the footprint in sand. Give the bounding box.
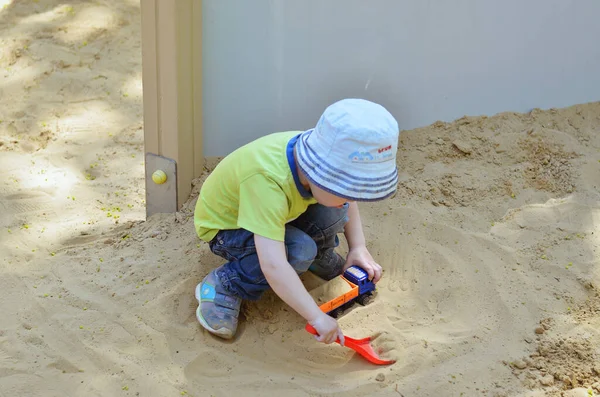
[47,358,81,374]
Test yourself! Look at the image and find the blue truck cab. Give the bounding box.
[324,265,376,318]
[343,265,376,296]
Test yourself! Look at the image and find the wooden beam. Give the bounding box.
[140,0,159,155]
[192,1,204,178]
[141,0,203,216]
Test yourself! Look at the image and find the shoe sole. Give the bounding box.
[194,283,234,339]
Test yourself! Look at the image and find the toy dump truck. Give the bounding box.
[314,265,376,318]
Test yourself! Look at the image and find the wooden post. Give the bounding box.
[141,0,203,217]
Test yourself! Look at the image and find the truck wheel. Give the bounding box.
[331,308,344,318]
[357,294,372,306]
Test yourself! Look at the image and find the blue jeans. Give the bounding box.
[208,203,349,300]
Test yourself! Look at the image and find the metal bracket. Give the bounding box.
[145,153,178,218]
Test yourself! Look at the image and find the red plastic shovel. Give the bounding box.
[305,323,396,365]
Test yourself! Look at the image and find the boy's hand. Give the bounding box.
[254,234,346,346]
[344,246,383,283]
[309,312,345,346]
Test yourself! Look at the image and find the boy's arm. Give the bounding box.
[254,234,345,346]
[344,201,367,248]
[343,202,383,282]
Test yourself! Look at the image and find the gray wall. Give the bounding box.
[202,0,600,156]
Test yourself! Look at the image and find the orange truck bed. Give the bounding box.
[317,276,359,314]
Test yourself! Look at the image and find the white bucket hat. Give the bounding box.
[295,98,399,201]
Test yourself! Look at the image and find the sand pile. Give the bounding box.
[308,276,353,306]
[1,1,600,397]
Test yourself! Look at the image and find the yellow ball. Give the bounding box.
[152,170,167,184]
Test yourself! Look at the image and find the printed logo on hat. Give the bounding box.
[348,149,374,162]
[348,146,394,163]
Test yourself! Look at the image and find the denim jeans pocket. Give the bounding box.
[211,244,238,262]
[210,229,256,262]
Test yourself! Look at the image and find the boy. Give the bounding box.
[193,98,399,345]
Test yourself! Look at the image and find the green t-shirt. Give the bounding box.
[194,131,317,242]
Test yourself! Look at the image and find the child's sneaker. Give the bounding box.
[195,267,241,339]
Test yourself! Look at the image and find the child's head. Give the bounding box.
[296,98,399,205]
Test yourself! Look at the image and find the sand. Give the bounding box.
[1,1,600,397]
[308,276,354,306]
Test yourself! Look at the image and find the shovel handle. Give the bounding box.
[305,323,318,335]
[305,323,343,344]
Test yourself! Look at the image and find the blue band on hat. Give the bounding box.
[297,160,398,201]
[298,166,398,202]
[286,134,312,199]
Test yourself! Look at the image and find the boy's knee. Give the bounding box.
[285,230,317,273]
